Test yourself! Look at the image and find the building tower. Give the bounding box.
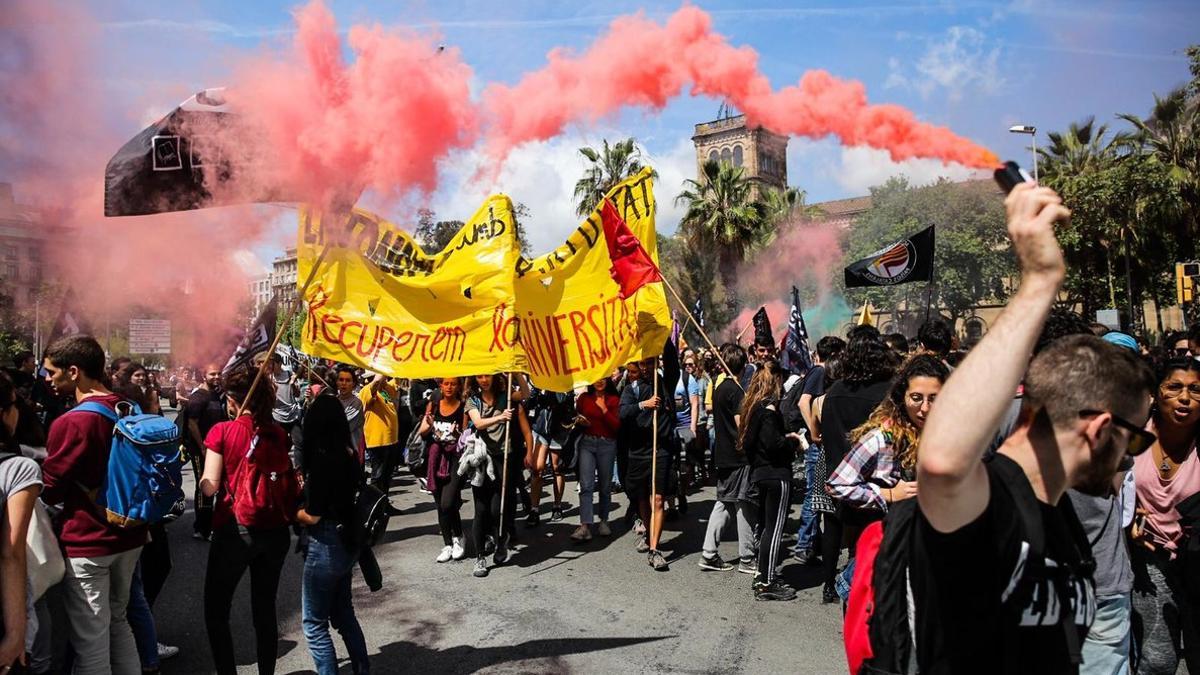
[691,111,788,197]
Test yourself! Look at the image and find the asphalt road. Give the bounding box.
[151,413,846,674]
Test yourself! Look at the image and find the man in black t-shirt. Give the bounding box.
[911,184,1155,674]
[698,344,754,573]
[185,364,225,540]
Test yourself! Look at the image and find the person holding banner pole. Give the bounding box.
[237,245,330,421]
[620,340,680,572]
[466,374,532,578]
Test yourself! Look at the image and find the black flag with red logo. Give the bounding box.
[843,226,935,288]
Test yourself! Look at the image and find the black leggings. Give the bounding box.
[471,454,520,555]
[755,478,791,585]
[822,506,876,588]
[433,455,464,545]
[203,524,290,675]
[141,523,172,606]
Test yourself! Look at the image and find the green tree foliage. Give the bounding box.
[573,138,656,217]
[675,159,768,313]
[838,177,1013,329]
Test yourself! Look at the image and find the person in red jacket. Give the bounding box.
[41,335,146,675]
[572,378,621,542]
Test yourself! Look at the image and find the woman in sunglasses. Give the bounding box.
[1131,357,1200,674]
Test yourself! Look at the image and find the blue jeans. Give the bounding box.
[1083,593,1131,675]
[795,441,823,554]
[303,521,369,675]
[127,562,158,669]
[577,435,617,524]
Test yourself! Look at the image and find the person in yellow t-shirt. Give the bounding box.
[360,373,402,510]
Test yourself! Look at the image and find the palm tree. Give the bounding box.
[573,138,656,217]
[762,185,823,226]
[1119,87,1200,235]
[674,159,768,310]
[1036,117,1131,183]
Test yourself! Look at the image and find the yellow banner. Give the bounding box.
[297,168,670,391]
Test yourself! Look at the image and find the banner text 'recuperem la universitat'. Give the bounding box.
[297,168,671,392]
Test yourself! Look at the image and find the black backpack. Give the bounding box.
[781,368,812,434]
[859,455,1093,674]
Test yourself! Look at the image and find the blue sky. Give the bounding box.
[69,1,1200,267]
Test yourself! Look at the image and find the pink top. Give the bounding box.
[1133,438,1200,555]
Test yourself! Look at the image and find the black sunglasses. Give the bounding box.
[1079,409,1155,456]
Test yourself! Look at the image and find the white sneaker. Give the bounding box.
[596,521,612,537]
[157,642,180,660]
[570,525,592,542]
[436,545,453,563]
[451,537,465,560]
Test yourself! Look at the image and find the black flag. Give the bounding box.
[752,306,773,347]
[844,226,935,288]
[223,298,278,375]
[45,289,94,349]
[780,286,813,375]
[693,296,705,328]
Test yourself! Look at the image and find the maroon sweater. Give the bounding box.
[42,394,148,558]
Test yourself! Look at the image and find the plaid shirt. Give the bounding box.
[826,428,901,512]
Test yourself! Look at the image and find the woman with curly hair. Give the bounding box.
[827,354,949,513]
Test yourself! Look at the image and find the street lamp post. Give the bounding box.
[1008,125,1038,182]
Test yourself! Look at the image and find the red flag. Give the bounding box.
[600,199,662,298]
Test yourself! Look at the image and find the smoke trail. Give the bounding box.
[485,5,998,171]
[222,1,480,210]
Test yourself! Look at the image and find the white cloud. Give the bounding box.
[230,248,270,276]
[886,26,1005,102]
[834,146,987,195]
[429,134,697,255]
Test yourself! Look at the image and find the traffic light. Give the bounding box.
[1177,262,1199,305]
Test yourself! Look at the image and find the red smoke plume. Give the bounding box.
[1,0,278,364]
[485,6,998,171]
[224,1,480,209]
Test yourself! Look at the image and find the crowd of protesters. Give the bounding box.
[0,185,1195,673]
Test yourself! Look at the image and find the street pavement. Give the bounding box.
[152,427,846,673]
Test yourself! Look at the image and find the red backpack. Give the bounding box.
[228,426,300,529]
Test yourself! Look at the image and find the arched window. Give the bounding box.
[732,145,743,167]
[720,148,732,165]
[708,150,719,163]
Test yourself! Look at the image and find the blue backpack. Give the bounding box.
[73,401,186,528]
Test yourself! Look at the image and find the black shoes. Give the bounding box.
[793,549,820,566]
[550,505,564,522]
[698,553,735,572]
[754,580,798,601]
[525,509,540,527]
[493,534,510,565]
[822,583,839,604]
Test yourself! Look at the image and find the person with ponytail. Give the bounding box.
[737,359,805,601]
[200,365,297,675]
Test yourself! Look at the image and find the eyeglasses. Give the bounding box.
[1079,409,1155,456]
[1173,348,1192,357]
[684,362,696,368]
[1160,382,1200,399]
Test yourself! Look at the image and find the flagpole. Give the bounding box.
[650,358,659,519]
[238,243,330,417]
[499,372,513,542]
[660,278,743,390]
